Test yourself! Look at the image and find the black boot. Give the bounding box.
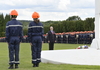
[8,64,14,69]
[15,64,19,69]
[33,64,36,67]
[36,63,39,67]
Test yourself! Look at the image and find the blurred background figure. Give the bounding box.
[47,26,56,50]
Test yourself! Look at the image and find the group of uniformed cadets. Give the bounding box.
[44,31,95,44]
[5,10,43,69]
[0,31,95,44]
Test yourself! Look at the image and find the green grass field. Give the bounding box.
[0,42,100,70]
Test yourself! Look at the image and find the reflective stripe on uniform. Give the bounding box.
[9,61,15,63]
[6,25,22,28]
[32,59,37,61]
[28,26,43,29]
[15,61,19,63]
[37,58,41,60]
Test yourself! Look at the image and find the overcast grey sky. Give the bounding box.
[0,0,95,21]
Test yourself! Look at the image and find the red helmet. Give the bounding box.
[32,12,40,18]
[10,10,18,16]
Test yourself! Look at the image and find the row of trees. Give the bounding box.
[44,16,95,33]
[0,14,11,37]
[0,13,95,37]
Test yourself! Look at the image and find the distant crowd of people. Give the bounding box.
[44,31,95,44]
[0,31,94,44]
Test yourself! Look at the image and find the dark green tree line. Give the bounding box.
[44,16,94,34]
[0,13,5,37]
[0,13,95,37]
[0,14,11,37]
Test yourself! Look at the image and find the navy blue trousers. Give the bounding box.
[31,36,42,64]
[8,37,20,65]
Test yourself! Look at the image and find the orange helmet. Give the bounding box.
[10,10,18,16]
[32,12,40,18]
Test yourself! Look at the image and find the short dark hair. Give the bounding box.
[11,15,17,18]
[33,18,40,23]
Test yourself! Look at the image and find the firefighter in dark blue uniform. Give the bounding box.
[57,34,61,43]
[6,10,23,69]
[28,12,44,67]
[63,33,67,43]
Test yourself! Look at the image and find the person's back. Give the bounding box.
[28,12,44,67]
[6,19,22,37]
[29,21,43,35]
[6,10,23,69]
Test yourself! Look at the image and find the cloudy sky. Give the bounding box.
[0,0,95,21]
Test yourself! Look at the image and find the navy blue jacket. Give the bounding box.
[28,21,44,42]
[6,19,23,42]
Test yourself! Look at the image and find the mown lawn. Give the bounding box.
[0,42,100,70]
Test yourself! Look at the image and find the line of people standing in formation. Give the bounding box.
[44,31,95,44]
[0,31,95,44]
[0,10,95,69]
